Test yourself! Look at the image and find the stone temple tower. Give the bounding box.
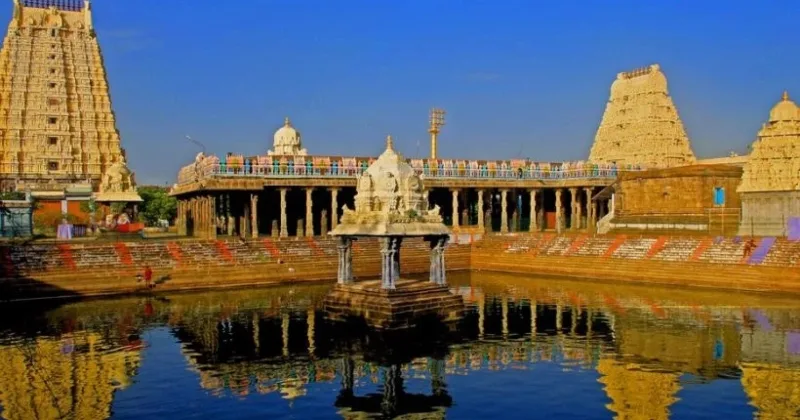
[0,0,135,197]
[589,64,696,168]
[738,91,800,236]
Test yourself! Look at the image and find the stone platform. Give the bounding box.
[323,279,465,330]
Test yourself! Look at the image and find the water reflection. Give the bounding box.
[1,272,800,419]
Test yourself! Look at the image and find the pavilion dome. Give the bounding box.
[331,135,449,237]
[268,117,308,156]
[768,91,799,122]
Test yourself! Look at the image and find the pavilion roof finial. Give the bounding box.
[386,135,394,151]
[284,116,291,127]
[782,91,790,102]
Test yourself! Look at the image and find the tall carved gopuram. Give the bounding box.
[738,92,800,236]
[589,64,696,168]
[0,0,138,201]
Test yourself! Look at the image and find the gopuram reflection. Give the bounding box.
[325,135,464,330]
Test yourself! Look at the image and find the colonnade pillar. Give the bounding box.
[305,188,314,237]
[330,187,339,230]
[500,190,509,233]
[208,195,217,239]
[250,193,259,238]
[279,188,288,238]
[177,201,186,236]
[569,188,578,230]
[451,189,459,229]
[337,237,353,284]
[555,189,564,233]
[477,190,485,231]
[529,189,538,232]
[478,294,485,340]
[501,297,509,340]
[427,235,448,286]
[281,312,290,357]
[584,188,593,230]
[307,308,316,357]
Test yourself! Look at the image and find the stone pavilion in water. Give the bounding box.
[325,136,463,329]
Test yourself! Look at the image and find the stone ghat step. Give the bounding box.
[472,254,800,295]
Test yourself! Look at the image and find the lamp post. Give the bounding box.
[185,135,206,154]
[428,108,446,160]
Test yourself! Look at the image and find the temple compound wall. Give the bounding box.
[738,92,800,237]
[610,165,742,235]
[2,232,800,300]
[589,64,696,169]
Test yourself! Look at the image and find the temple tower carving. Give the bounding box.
[589,64,696,168]
[0,0,134,191]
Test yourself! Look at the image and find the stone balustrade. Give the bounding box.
[177,154,643,186]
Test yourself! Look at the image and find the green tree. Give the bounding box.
[138,186,177,226]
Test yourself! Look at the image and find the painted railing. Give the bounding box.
[177,155,642,185]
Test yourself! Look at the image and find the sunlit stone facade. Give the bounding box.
[738,92,800,236]
[0,0,138,202]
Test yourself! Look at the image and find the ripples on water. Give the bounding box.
[1,272,800,419]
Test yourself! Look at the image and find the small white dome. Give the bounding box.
[268,117,307,156]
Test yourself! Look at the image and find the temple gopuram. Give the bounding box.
[0,1,140,224]
[737,92,800,236]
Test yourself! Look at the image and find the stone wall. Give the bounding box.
[0,237,472,299]
[2,232,799,300]
[616,165,742,216]
[740,191,800,236]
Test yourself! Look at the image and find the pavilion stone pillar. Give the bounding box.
[380,237,402,290]
[305,188,314,237]
[477,190,485,231]
[451,189,459,228]
[330,188,339,230]
[529,189,538,232]
[531,299,537,337]
[500,190,509,233]
[556,301,563,333]
[569,187,579,230]
[427,235,448,286]
[591,201,598,229]
[337,237,353,285]
[555,189,564,233]
[250,193,259,238]
[279,188,288,238]
[226,194,234,236]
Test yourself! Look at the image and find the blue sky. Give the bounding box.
[5,1,799,184]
